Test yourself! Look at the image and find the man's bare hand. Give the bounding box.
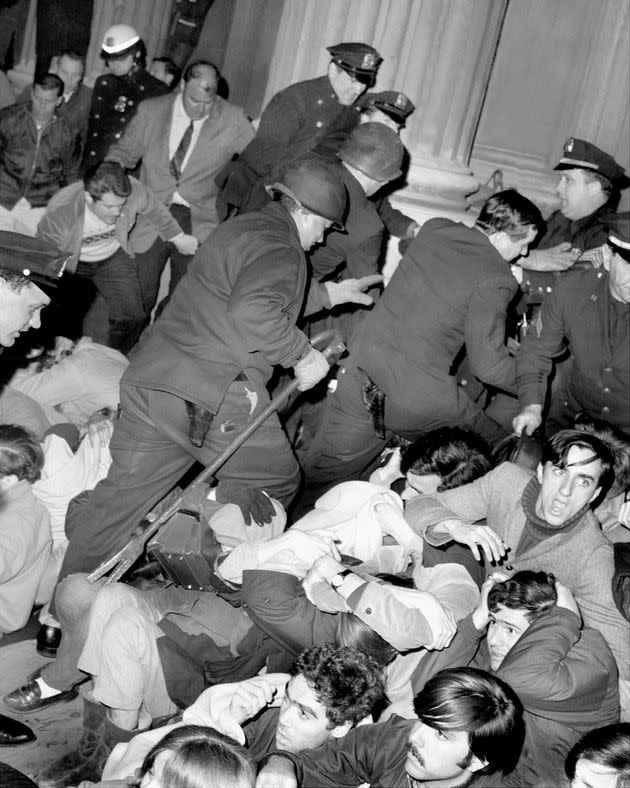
[86,409,115,448]
[520,243,580,272]
[324,274,384,307]
[513,404,543,436]
[445,521,509,564]
[172,233,199,256]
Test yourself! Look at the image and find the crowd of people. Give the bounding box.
[0,25,628,788]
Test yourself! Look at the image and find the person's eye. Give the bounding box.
[553,467,564,477]
[577,478,590,487]
[506,627,515,635]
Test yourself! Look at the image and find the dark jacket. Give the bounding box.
[124,201,330,411]
[522,204,612,301]
[82,67,168,171]
[411,609,620,787]
[0,102,74,208]
[353,217,518,417]
[516,267,630,432]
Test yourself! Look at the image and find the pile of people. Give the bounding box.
[0,29,628,788]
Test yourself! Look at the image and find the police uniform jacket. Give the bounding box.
[82,67,168,170]
[0,103,74,209]
[124,201,330,412]
[107,92,254,244]
[36,177,182,274]
[522,204,611,301]
[309,160,384,281]
[352,218,518,418]
[516,268,630,432]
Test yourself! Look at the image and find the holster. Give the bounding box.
[358,368,387,439]
[185,400,214,447]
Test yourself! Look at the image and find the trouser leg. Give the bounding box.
[90,248,146,353]
[133,237,170,319]
[41,573,105,691]
[164,204,194,302]
[297,366,388,517]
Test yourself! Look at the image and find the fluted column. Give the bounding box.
[263,0,507,222]
[7,0,37,92]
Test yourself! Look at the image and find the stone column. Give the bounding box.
[263,0,508,222]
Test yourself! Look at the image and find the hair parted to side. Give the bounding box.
[400,427,492,491]
[0,425,45,483]
[413,667,525,776]
[337,613,398,668]
[183,59,219,84]
[137,725,256,788]
[487,570,557,624]
[565,723,630,787]
[573,413,630,498]
[83,161,132,201]
[542,429,615,497]
[475,188,543,241]
[293,642,384,728]
[34,72,64,97]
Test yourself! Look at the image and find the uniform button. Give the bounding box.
[92,132,98,136]
[114,132,121,138]
[89,150,95,155]
[546,287,552,292]
[140,85,145,91]
[317,98,323,105]
[602,406,610,413]
[460,379,468,386]
[97,96,103,101]
[365,607,372,615]
[603,387,610,393]
[121,117,126,122]
[604,367,612,373]
[94,114,100,119]
[316,121,323,128]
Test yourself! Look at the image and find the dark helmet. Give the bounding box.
[338,122,404,182]
[268,155,347,229]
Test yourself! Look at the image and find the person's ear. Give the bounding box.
[56,96,63,107]
[536,462,544,484]
[330,721,353,739]
[467,754,489,775]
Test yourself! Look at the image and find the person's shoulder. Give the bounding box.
[213,95,251,123]
[0,100,26,121]
[46,178,84,208]
[135,91,174,114]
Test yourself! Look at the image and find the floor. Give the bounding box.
[0,618,83,784]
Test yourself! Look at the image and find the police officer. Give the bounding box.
[514,138,629,302]
[82,24,169,171]
[0,231,68,747]
[216,41,382,217]
[514,214,630,436]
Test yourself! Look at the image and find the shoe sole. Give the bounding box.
[35,646,58,659]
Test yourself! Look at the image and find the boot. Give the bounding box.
[37,700,137,787]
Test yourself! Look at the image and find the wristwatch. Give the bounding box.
[330,569,353,589]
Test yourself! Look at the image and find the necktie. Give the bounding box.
[170,121,193,182]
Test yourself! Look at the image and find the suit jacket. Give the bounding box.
[108,93,254,243]
[36,177,181,273]
[353,218,518,418]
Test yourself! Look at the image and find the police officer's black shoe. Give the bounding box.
[0,714,36,746]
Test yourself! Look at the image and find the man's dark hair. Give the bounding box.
[336,613,397,667]
[573,412,630,498]
[487,570,557,624]
[565,723,630,787]
[83,161,131,201]
[542,429,615,498]
[34,72,64,97]
[183,59,219,85]
[57,50,86,69]
[152,56,181,88]
[400,427,492,490]
[0,425,45,483]
[476,188,543,241]
[0,267,30,292]
[413,667,524,776]
[293,643,384,728]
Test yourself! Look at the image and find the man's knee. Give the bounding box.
[90,582,145,624]
[54,573,102,624]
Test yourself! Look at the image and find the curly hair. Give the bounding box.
[0,425,44,483]
[293,642,384,728]
[487,570,557,624]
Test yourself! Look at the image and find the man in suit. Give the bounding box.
[300,190,543,508]
[107,60,254,313]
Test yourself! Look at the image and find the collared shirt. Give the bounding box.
[169,93,204,206]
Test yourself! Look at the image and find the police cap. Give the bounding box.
[327,43,382,85]
[554,138,628,187]
[366,91,415,122]
[0,231,70,288]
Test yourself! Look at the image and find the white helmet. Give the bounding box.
[101,24,140,55]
